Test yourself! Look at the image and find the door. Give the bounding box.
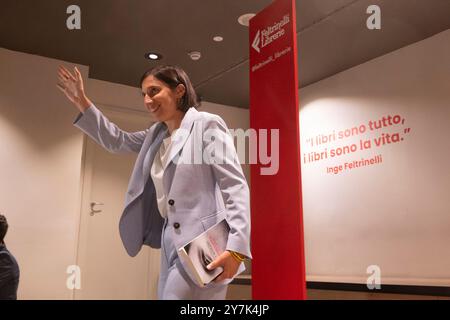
[74,106,160,299]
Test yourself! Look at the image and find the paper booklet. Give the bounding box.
[177,219,230,287]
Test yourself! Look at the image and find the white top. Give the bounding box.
[151,129,178,218]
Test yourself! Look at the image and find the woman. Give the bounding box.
[56,65,251,299]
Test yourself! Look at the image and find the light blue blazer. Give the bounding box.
[74,105,252,264]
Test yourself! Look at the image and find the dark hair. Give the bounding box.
[139,65,200,112]
[0,214,8,243]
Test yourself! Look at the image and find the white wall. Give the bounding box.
[300,30,450,286]
[0,49,86,299]
[0,47,250,299]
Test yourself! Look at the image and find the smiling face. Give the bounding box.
[141,75,185,123]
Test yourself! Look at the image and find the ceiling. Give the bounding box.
[1,0,449,109]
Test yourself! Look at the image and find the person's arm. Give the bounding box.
[73,104,148,154]
[201,115,251,282]
[57,65,147,153]
[56,65,92,113]
[203,115,251,258]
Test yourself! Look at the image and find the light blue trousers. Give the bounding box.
[157,219,228,300]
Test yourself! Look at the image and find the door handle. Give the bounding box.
[90,202,104,216]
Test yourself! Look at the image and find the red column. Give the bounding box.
[249,0,306,299]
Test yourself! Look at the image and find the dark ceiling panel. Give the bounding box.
[298,0,450,88]
[196,61,250,109]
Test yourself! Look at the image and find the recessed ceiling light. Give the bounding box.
[188,51,202,61]
[238,13,256,27]
[145,52,162,60]
[213,36,223,42]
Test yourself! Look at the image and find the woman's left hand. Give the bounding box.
[207,251,242,283]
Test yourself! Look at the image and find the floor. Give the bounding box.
[226,284,450,300]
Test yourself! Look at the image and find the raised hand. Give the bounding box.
[57,65,92,112]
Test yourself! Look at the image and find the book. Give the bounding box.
[177,219,230,287]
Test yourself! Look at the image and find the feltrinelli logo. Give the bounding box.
[252,14,290,53]
[252,30,261,53]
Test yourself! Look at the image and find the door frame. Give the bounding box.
[73,103,159,300]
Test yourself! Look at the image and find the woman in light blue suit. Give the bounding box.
[57,65,251,299]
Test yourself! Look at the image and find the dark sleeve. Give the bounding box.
[0,253,14,288]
